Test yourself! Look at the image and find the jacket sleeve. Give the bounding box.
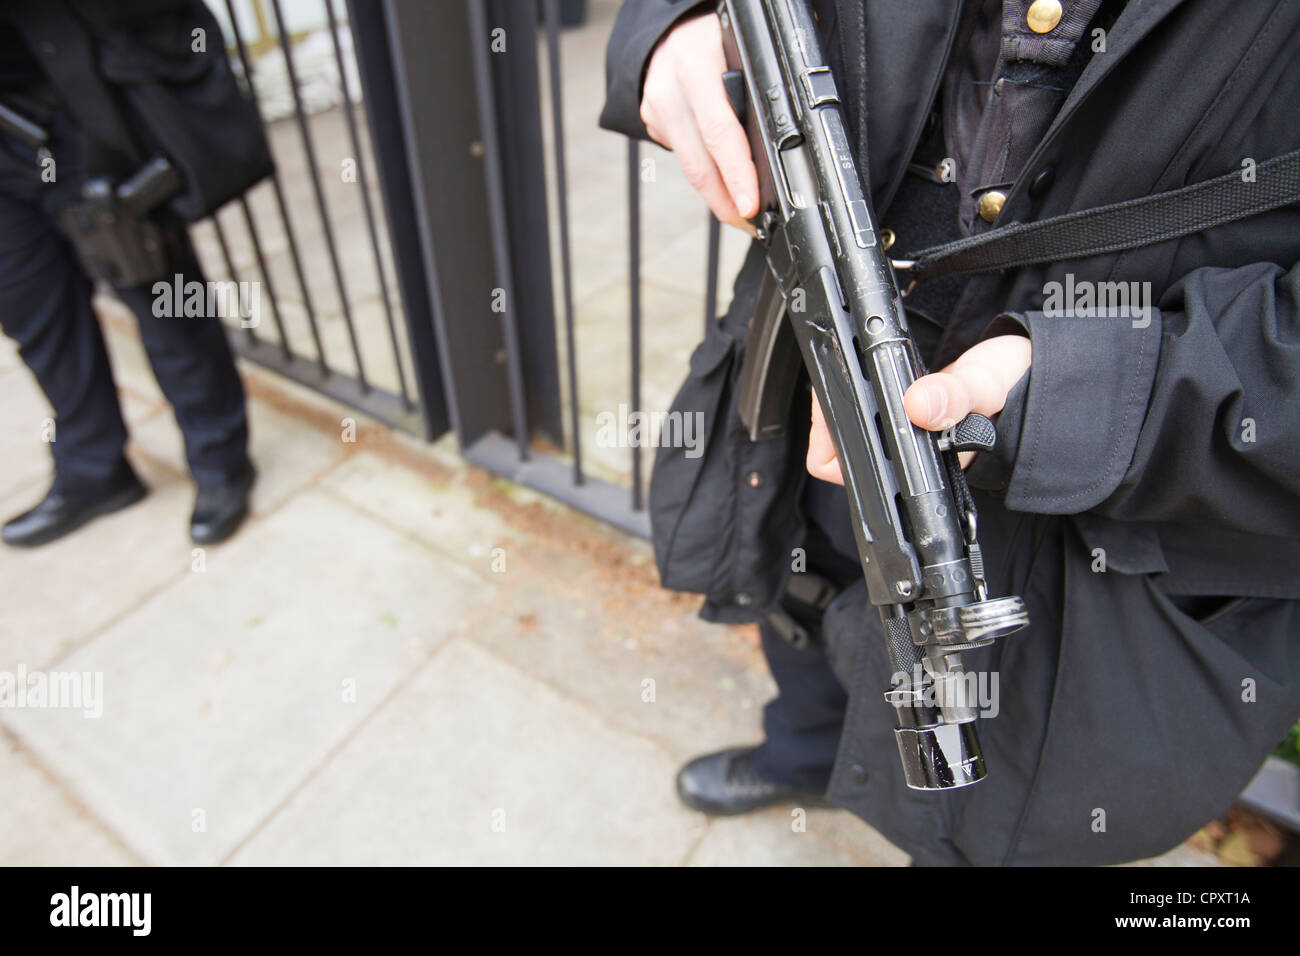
[598,0,712,140]
[969,259,1300,538]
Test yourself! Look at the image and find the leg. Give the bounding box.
[0,190,131,495]
[749,483,861,788]
[112,229,249,488]
[0,188,148,546]
[676,491,860,813]
[749,616,849,790]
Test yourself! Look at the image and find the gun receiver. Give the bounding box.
[719,0,1028,789]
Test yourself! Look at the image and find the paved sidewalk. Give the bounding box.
[0,300,1217,866]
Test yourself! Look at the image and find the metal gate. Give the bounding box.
[202,0,732,538]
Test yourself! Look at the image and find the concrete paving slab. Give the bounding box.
[2,489,483,865]
[0,473,48,521]
[641,218,752,307]
[0,360,169,505]
[0,334,19,373]
[462,523,777,763]
[565,235,640,309]
[128,392,348,517]
[687,807,864,866]
[0,368,56,504]
[318,449,818,835]
[0,734,142,866]
[0,455,194,674]
[318,451,517,573]
[229,639,707,865]
[796,807,914,867]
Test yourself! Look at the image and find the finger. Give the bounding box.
[660,109,744,226]
[651,102,754,234]
[680,64,759,218]
[806,392,844,485]
[903,368,998,431]
[903,335,1031,430]
[670,12,760,217]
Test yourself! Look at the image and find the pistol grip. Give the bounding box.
[722,69,747,120]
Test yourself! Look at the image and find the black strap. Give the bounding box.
[767,571,842,649]
[900,150,1300,282]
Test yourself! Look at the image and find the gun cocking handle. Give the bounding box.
[937,412,998,455]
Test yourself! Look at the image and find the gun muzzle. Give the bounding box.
[894,723,986,790]
[882,611,1008,790]
[884,663,987,790]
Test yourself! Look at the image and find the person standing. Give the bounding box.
[601,0,1300,864]
[0,0,269,547]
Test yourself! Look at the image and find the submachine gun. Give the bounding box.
[719,0,1029,789]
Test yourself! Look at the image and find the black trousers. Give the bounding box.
[0,105,247,495]
[749,478,860,791]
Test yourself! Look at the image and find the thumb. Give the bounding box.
[903,335,1031,431]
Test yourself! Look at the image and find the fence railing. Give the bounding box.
[196,0,439,436]
[450,0,728,536]
[200,0,734,539]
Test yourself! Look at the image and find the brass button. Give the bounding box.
[978,190,1007,222]
[1027,0,1063,33]
[879,228,895,251]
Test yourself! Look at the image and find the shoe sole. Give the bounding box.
[2,481,148,549]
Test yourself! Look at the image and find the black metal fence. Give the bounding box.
[203,0,727,538]
[198,0,441,437]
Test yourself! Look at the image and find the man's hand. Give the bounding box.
[640,12,759,233]
[807,334,1032,484]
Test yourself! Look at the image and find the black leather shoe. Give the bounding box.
[2,470,147,548]
[676,746,834,816]
[190,462,255,545]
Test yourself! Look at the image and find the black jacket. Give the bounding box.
[2,0,272,221]
[600,0,1300,864]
